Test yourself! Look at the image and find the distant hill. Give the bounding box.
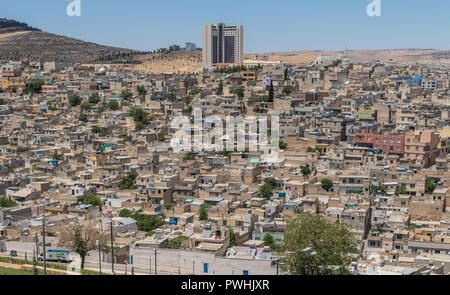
[249,49,450,68]
[0,19,140,66]
[0,18,40,34]
[0,19,203,73]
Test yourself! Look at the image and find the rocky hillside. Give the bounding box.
[0,19,139,66]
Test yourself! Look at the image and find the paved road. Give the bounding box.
[1,243,178,275]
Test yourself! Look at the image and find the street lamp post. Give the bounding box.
[109,218,115,275]
[42,217,47,275]
[154,249,157,275]
[302,246,317,275]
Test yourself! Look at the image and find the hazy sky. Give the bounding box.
[2,0,450,52]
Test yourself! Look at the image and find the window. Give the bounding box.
[243,270,249,275]
[204,263,209,273]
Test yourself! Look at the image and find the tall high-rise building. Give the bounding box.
[202,23,244,70]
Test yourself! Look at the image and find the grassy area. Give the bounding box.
[79,268,110,275]
[0,266,43,275]
[0,257,109,275]
[0,256,67,271]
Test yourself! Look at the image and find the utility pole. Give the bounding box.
[154,249,157,275]
[109,218,115,275]
[178,254,181,275]
[35,232,39,257]
[99,220,103,274]
[42,217,47,275]
[192,260,195,275]
[149,254,152,275]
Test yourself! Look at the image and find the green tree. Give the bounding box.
[189,89,200,96]
[168,92,177,101]
[80,102,91,112]
[219,150,232,158]
[121,90,133,100]
[263,233,277,251]
[425,179,437,194]
[88,94,100,104]
[119,208,132,218]
[108,100,119,111]
[216,81,223,96]
[264,177,277,188]
[279,213,358,275]
[183,152,196,161]
[52,152,62,161]
[199,206,208,221]
[165,202,176,210]
[130,108,150,129]
[233,87,245,99]
[321,178,334,192]
[279,141,288,150]
[137,86,147,97]
[268,81,274,102]
[0,197,17,208]
[168,237,188,249]
[119,171,138,190]
[23,80,44,95]
[83,194,101,207]
[301,164,311,180]
[395,184,407,196]
[282,86,292,96]
[375,223,383,231]
[130,213,164,232]
[135,121,146,130]
[228,226,238,246]
[259,183,274,199]
[184,96,193,105]
[91,125,108,137]
[69,95,82,107]
[375,183,387,195]
[78,113,88,122]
